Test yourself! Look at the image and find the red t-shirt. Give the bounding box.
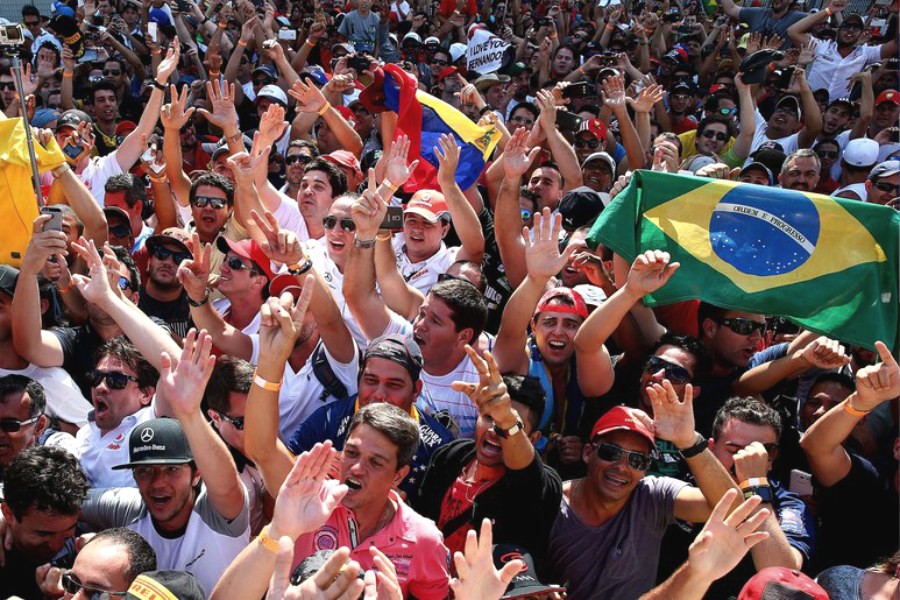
[437,459,504,556]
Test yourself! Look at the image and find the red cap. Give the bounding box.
[590,406,655,446]
[579,117,608,140]
[334,105,357,127]
[323,150,363,179]
[437,66,459,82]
[875,89,899,107]
[216,238,276,281]
[738,568,829,600]
[268,273,303,299]
[404,190,449,222]
[115,120,138,137]
[709,83,728,95]
[535,287,588,319]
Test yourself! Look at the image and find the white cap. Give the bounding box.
[685,155,718,174]
[450,43,467,62]
[581,152,616,174]
[256,84,288,106]
[424,36,441,45]
[403,31,422,43]
[843,138,880,168]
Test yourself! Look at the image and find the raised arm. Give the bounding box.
[730,74,757,162]
[494,128,540,289]
[733,336,849,397]
[603,75,647,171]
[161,85,196,205]
[791,70,822,149]
[535,89,583,190]
[435,135,484,263]
[719,0,742,20]
[288,79,364,158]
[787,0,844,48]
[157,329,246,520]
[374,233,425,321]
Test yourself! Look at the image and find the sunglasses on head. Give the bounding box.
[323,215,356,232]
[575,138,600,149]
[61,571,127,600]
[150,245,191,264]
[701,129,728,142]
[0,416,39,433]
[286,154,312,165]
[718,317,767,336]
[873,180,899,194]
[644,355,692,385]
[88,369,139,389]
[594,442,652,470]
[225,255,262,275]
[215,411,245,430]
[191,195,229,209]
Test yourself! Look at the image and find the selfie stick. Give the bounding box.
[10,52,45,208]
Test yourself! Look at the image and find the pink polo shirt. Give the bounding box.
[294,491,450,599]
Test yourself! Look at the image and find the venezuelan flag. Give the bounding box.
[379,64,500,191]
[587,170,900,352]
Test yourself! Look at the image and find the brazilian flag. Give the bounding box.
[587,171,900,353]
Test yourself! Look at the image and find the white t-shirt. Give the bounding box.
[249,336,360,441]
[808,39,882,100]
[833,182,868,202]
[82,153,125,206]
[305,241,370,348]
[74,404,156,488]
[748,109,800,161]
[393,237,460,297]
[0,364,91,427]
[211,298,262,334]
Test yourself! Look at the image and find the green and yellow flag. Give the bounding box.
[587,171,900,353]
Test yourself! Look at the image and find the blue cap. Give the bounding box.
[32,108,60,129]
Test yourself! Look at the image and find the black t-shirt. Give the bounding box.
[53,322,106,398]
[138,288,192,339]
[478,207,513,335]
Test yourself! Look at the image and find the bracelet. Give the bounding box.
[52,163,72,179]
[287,258,313,276]
[253,371,283,391]
[257,526,281,553]
[317,101,332,116]
[679,432,708,459]
[238,39,248,47]
[738,477,769,490]
[188,293,209,307]
[56,279,75,293]
[150,80,166,91]
[549,32,558,38]
[353,236,376,249]
[306,39,316,47]
[382,178,399,192]
[843,399,871,417]
[226,130,242,144]
[62,70,74,78]
[376,232,393,242]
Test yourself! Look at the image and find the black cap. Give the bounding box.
[672,79,695,94]
[113,418,194,470]
[126,570,206,600]
[0,265,18,297]
[750,147,788,175]
[56,109,92,132]
[738,49,784,85]
[363,333,424,382]
[559,186,605,232]
[493,544,566,599]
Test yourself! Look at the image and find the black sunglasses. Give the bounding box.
[0,416,39,433]
[0,82,15,91]
[286,154,312,165]
[88,369,139,390]
[575,138,600,149]
[718,317,767,336]
[150,246,191,265]
[594,442,652,471]
[323,215,356,232]
[215,411,245,430]
[224,255,256,273]
[873,180,899,194]
[644,355,692,385]
[816,150,839,159]
[103,69,122,76]
[431,58,449,66]
[117,276,133,292]
[839,22,863,30]
[701,129,729,142]
[191,195,229,209]
[61,571,127,599]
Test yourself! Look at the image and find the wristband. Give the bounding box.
[825,7,832,16]
[208,70,221,78]
[56,280,75,293]
[549,32,558,38]
[843,400,871,417]
[306,39,316,47]
[152,49,162,56]
[605,24,615,31]
[51,163,72,179]
[218,21,228,28]
[738,477,769,489]
[253,372,283,391]
[63,70,74,78]
[188,293,209,307]
[287,258,313,276]
[353,236,376,249]
[382,178,399,192]
[317,101,332,116]
[150,79,167,91]
[257,526,281,553]
[742,484,774,503]
[376,232,393,242]
[226,130,242,144]
[679,432,708,458]
[238,39,248,47]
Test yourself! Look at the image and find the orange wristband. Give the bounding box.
[843,400,870,417]
[253,372,282,391]
[238,39,248,47]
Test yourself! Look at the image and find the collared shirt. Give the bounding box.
[294,490,450,600]
[74,404,155,488]
[808,39,882,100]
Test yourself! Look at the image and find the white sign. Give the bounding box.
[466,26,510,75]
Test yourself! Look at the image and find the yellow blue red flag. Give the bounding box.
[587,170,900,352]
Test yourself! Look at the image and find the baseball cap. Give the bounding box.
[322,150,362,180]
[404,190,449,222]
[32,108,60,129]
[402,31,422,45]
[256,84,288,107]
[590,406,655,446]
[535,287,588,320]
[581,151,616,174]
[0,265,18,297]
[126,570,205,600]
[145,227,192,256]
[875,89,899,107]
[56,109,91,132]
[364,333,424,381]
[750,147,787,175]
[449,42,467,63]
[559,186,605,232]
[843,138,880,168]
[104,206,131,226]
[492,544,566,599]
[115,120,138,137]
[672,79,694,94]
[424,36,441,47]
[268,273,303,299]
[869,160,900,180]
[841,12,864,26]
[112,418,194,470]
[685,154,717,174]
[738,567,829,600]
[334,105,357,127]
[827,97,853,111]
[437,66,459,82]
[775,95,802,120]
[216,237,276,281]
[664,46,689,64]
[332,42,355,55]
[579,118,608,140]
[739,161,775,185]
[253,64,278,81]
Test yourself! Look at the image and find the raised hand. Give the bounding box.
[156,38,181,84]
[20,215,68,276]
[288,78,328,114]
[197,79,239,132]
[646,379,696,449]
[688,488,771,581]
[249,208,305,266]
[434,134,461,185]
[269,441,349,540]
[627,83,665,113]
[258,276,315,363]
[176,233,212,301]
[601,75,627,113]
[450,519,524,600]
[257,103,288,147]
[157,329,216,418]
[268,540,364,600]
[502,127,540,179]
[524,208,576,281]
[226,148,267,183]
[71,238,116,305]
[571,252,614,290]
[383,134,419,188]
[799,336,850,370]
[352,169,389,239]
[623,250,679,298]
[797,40,815,67]
[733,442,770,482]
[535,89,558,130]
[452,346,517,428]
[853,341,900,411]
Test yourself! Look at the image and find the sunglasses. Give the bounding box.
[286,154,312,165]
[109,223,131,238]
[509,115,535,126]
[873,180,899,194]
[225,256,262,275]
[323,215,356,232]
[816,150,839,159]
[0,82,15,91]
[117,276,133,292]
[839,22,863,30]
[644,355,692,385]
[215,411,245,430]
[103,69,121,76]
[150,245,191,264]
[574,138,601,149]
[61,572,127,600]
[191,195,229,209]
[718,317,767,336]
[88,369,139,389]
[431,59,449,66]
[594,442,652,471]
[521,208,533,221]
[714,107,737,117]
[24,20,41,27]
[671,93,692,101]
[701,130,729,142]
[0,416,39,433]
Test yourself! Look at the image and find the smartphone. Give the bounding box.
[147,21,158,43]
[262,39,278,49]
[140,147,155,164]
[789,469,813,496]
[63,140,83,160]
[875,0,891,6]
[380,205,404,230]
[774,66,794,90]
[278,28,297,40]
[556,111,583,131]
[563,81,593,99]
[348,55,371,72]
[175,0,191,10]
[41,206,65,232]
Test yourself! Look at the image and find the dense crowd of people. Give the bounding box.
[0,0,897,597]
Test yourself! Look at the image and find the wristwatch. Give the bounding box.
[150,79,167,91]
[679,432,708,459]
[353,236,376,249]
[742,484,775,504]
[493,418,524,439]
[287,258,313,276]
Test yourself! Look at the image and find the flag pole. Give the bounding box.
[9,52,45,209]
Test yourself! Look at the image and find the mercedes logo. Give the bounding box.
[139,428,154,443]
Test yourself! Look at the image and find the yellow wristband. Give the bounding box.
[843,400,871,417]
[317,101,332,116]
[257,526,281,553]
[382,178,399,192]
[253,372,282,391]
